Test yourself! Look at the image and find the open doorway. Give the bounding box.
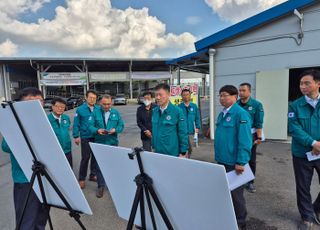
[289,67,320,102]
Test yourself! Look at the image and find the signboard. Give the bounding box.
[90,72,128,82]
[40,72,87,86]
[131,72,171,80]
[170,84,199,106]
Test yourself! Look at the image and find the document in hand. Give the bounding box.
[306,151,320,161]
[226,164,255,191]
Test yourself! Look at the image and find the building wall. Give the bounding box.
[213,3,320,114]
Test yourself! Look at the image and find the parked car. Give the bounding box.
[113,94,127,105]
[66,96,85,110]
[44,97,54,111]
[137,94,144,104]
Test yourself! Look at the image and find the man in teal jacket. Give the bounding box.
[48,97,72,167]
[288,69,320,230]
[238,82,264,193]
[73,90,100,189]
[214,85,252,230]
[178,88,201,158]
[89,94,124,198]
[1,87,50,230]
[152,83,189,157]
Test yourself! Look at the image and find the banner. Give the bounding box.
[40,72,87,86]
[170,84,199,106]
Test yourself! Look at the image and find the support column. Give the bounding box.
[36,63,42,92]
[129,60,133,99]
[177,67,181,85]
[202,74,206,97]
[209,49,216,140]
[1,64,10,101]
[84,61,89,96]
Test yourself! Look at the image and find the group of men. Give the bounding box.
[136,83,201,158]
[2,68,320,230]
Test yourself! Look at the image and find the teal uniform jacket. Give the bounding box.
[237,97,264,129]
[288,96,320,158]
[48,113,72,154]
[89,107,124,146]
[178,102,201,135]
[152,102,189,156]
[214,103,252,166]
[73,103,100,139]
[1,139,28,183]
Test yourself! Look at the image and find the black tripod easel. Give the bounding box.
[126,147,174,230]
[1,101,86,230]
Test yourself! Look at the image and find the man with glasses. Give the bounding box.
[178,88,201,158]
[48,97,73,167]
[214,85,252,230]
[73,90,100,189]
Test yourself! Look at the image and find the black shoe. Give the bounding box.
[96,187,104,198]
[313,208,320,225]
[89,175,97,182]
[245,183,256,193]
[298,220,313,230]
[238,223,246,230]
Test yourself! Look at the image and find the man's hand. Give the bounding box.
[313,141,320,152]
[97,129,107,135]
[179,154,187,158]
[144,130,152,139]
[195,128,199,134]
[74,137,81,146]
[235,164,245,175]
[108,128,116,134]
[254,139,262,145]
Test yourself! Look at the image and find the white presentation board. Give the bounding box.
[90,143,238,230]
[0,100,92,215]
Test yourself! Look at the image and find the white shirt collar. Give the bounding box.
[222,105,233,117]
[52,113,61,123]
[160,103,169,114]
[305,94,320,108]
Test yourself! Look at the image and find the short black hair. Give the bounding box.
[300,69,320,82]
[155,83,170,93]
[19,87,42,100]
[51,97,67,106]
[143,91,153,97]
[219,85,238,96]
[239,83,251,91]
[86,90,98,98]
[181,88,191,95]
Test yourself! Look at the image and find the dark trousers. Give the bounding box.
[249,143,257,183]
[293,156,320,222]
[79,138,97,181]
[65,153,73,169]
[142,139,152,152]
[220,163,247,226]
[14,183,50,230]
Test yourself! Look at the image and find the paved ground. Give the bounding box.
[0,102,320,229]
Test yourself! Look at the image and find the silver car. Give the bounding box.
[113,94,127,105]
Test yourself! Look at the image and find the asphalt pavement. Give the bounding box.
[0,102,319,230]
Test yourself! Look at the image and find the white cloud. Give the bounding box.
[205,0,287,23]
[0,39,19,57]
[186,16,201,25]
[0,0,50,17]
[0,0,196,58]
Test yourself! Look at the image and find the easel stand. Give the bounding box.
[127,147,174,230]
[2,102,86,230]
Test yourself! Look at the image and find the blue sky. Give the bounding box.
[0,0,285,58]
